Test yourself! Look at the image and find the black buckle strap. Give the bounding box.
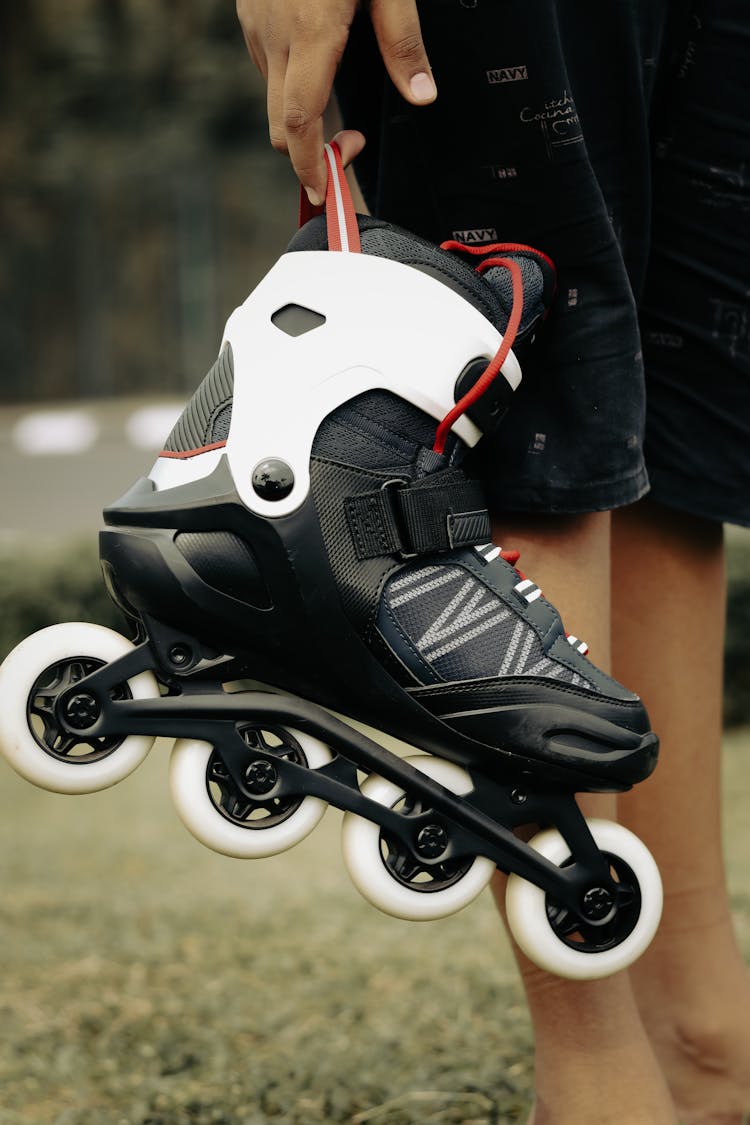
[346,472,491,560]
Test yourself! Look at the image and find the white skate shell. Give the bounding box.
[149,248,521,517]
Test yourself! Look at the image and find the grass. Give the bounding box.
[1,730,750,1125]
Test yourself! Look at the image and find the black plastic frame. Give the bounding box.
[48,637,639,927]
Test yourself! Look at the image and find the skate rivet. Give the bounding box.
[169,644,192,667]
[581,886,615,922]
[252,458,294,501]
[245,759,278,794]
[64,692,100,729]
[510,789,527,805]
[416,824,449,858]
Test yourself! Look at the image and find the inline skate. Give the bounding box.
[0,143,662,979]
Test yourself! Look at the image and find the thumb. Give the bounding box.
[369,0,437,105]
[330,129,366,168]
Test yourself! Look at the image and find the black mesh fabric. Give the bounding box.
[312,390,454,472]
[484,257,547,336]
[309,457,403,630]
[211,403,233,443]
[383,563,592,688]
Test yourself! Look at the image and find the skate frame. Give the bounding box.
[47,633,630,924]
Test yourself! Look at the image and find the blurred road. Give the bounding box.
[0,398,185,539]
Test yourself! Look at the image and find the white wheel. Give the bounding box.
[169,726,332,858]
[341,756,495,921]
[0,622,159,794]
[505,818,663,979]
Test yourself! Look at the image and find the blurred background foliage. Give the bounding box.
[0,0,296,403]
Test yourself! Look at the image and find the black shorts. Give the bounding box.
[335,0,750,525]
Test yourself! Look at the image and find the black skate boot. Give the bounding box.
[0,143,662,979]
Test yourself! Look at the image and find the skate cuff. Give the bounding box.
[346,474,491,559]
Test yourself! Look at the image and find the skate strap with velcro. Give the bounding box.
[345,472,491,559]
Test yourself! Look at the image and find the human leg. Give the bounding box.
[617,3,750,1113]
[614,499,750,1125]
[491,509,676,1125]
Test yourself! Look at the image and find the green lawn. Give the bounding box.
[1,732,749,1125]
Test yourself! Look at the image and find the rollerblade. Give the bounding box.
[0,144,662,979]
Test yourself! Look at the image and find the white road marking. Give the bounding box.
[13,410,99,456]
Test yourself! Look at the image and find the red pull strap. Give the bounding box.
[440,239,556,275]
[297,141,361,253]
[433,253,525,455]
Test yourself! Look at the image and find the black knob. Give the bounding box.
[252,458,294,501]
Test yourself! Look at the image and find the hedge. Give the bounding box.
[1,533,749,725]
[0,538,122,651]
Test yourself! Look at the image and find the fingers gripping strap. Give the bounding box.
[297,141,361,253]
[346,475,491,560]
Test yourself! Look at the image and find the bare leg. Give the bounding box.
[614,498,750,1125]
[491,511,676,1125]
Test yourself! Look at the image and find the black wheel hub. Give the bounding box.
[546,852,642,951]
[64,692,101,730]
[206,724,309,830]
[581,885,616,922]
[380,796,473,894]
[27,657,130,764]
[416,823,449,858]
[245,759,279,794]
